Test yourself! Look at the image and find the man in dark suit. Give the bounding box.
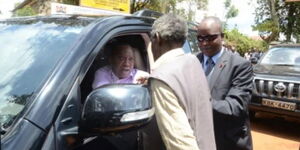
[196,16,253,150]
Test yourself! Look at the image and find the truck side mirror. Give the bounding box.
[250,57,258,64]
[80,84,154,135]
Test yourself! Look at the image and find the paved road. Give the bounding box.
[250,112,300,150]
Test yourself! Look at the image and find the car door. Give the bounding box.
[49,24,152,150]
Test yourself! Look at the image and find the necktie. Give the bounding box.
[205,57,215,76]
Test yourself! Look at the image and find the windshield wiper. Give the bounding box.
[273,64,294,66]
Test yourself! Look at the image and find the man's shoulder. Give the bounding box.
[175,53,199,64]
[151,54,202,78]
[95,65,111,73]
[156,54,199,70]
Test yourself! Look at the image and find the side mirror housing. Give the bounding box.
[80,84,154,135]
[250,57,258,64]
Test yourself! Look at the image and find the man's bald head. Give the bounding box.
[198,16,223,33]
[197,16,224,57]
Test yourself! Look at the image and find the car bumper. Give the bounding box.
[248,103,300,118]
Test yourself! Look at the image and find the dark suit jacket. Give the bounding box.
[197,50,253,150]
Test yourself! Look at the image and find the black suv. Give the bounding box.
[249,44,300,118]
[0,11,200,150]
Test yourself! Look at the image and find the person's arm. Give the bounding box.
[212,60,253,117]
[92,68,110,89]
[134,70,149,84]
[150,79,200,150]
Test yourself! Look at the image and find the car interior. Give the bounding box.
[80,34,151,102]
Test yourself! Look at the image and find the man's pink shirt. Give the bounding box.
[92,66,149,89]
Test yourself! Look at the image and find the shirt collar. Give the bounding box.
[203,47,224,65]
[152,48,185,70]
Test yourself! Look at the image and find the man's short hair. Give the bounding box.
[106,41,133,58]
[151,13,188,44]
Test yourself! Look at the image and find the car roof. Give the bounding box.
[0,13,198,31]
[0,14,156,26]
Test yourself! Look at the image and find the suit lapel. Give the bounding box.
[208,51,229,91]
[196,52,229,91]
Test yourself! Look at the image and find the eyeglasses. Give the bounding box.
[197,34,221,42]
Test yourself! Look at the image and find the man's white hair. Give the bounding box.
[151,13,188,44]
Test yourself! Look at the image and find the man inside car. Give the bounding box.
[92,41,149,89]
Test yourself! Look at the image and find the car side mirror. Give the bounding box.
[250,57,258,64]
[79,84,154,135]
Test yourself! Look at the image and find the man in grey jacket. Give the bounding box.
[197,16,253,150]
[149,13,216,150]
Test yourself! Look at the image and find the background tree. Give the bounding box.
[174,0,208,21]
[13,5,37,17]
[224,29,268,55]
[224,0,238,25]
[220,0,239,35]
[63,0,79,5]
[131,0,161,13]
[130,0,208,21]
[253,0,300,43]
[279,1,300,42]
[253,0,280,43]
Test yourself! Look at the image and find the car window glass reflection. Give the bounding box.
[261,47,300,65]
[0,21,86,128]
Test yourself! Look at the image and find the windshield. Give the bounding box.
[260,47,300,66]
[0,18,92,129]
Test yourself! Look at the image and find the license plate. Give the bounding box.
[262,99,296,111]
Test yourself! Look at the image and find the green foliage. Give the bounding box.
[13,6,37,17]
[224,29,268,55]
[252,20,279,33]
[131,0,208,21]
[131,0,160,13]
[254,0,300,43]
[223,0,239,29]
[63,0,79,5]
[174,0,208,21]
[224,0,238,19]
[225,6,239,19]
[224,0,231,8]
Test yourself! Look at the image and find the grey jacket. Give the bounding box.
[197,50,253,150]
[150,54,216,150]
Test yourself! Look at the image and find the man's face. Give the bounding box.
[110,45,134,79]
[197,22,223,57]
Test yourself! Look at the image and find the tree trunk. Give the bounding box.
[285,4,295,42]
[131,0,136,13]
[267,0,280,43]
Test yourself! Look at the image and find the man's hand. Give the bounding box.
[136,76,148,85]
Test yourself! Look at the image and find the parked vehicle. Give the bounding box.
[0,11,200,150]
[249,44,300,118]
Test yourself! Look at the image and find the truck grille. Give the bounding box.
[253,78,300,100]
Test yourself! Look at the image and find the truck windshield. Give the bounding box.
[0,18,92,130]
[260,47,300,66]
